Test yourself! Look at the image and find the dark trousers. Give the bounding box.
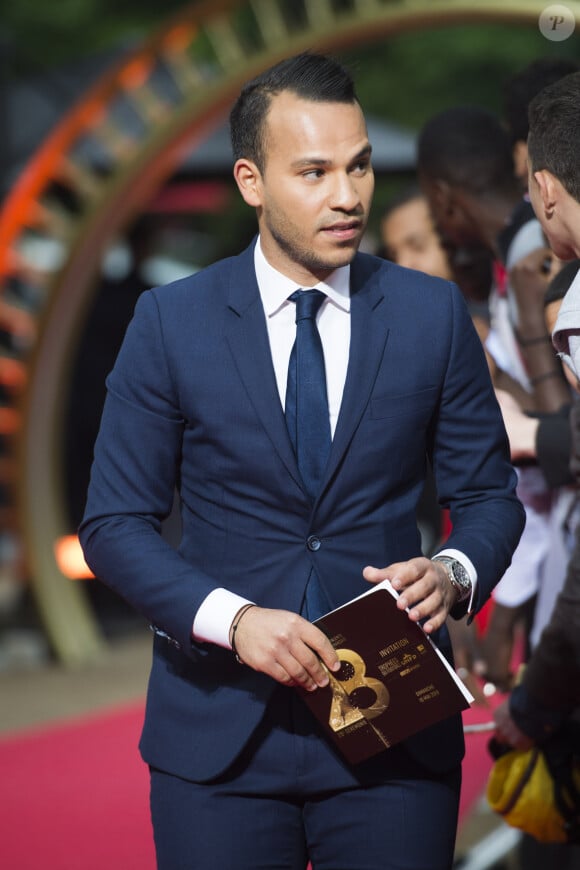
[150,688,461,869]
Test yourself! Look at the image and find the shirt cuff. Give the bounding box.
[435,547,478,611]
[192,588,254,649]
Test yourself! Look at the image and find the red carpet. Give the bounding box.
[0,694,500,869]
[0,701,155,870]
[460,684,507,822]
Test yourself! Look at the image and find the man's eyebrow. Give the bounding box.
[355,144,373,161]
[290,144,373,170]
[291,157,331,168]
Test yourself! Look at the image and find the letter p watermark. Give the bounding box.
[539,5,576,40]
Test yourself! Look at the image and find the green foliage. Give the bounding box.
[343,23,580,128]
[3,2,580,244]
[340,22,580,228]
[4,1,579,126]
[0,0,187,72]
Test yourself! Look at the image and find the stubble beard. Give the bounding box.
[266,213,362,280]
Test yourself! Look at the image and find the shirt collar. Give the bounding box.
[254,237,351,317]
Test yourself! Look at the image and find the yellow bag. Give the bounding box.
[487,743,580,843]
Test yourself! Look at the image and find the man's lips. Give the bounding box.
[322,220,362,239]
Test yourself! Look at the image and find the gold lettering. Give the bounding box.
[416,684,436,697]
[379,638,410,657]
[326,648,390,732]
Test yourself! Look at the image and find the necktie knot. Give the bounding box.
[289,289,326,323]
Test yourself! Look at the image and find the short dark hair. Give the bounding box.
[229,52,357,172]
[417,106,517,197]
[503,57,580,144]
[528,71,580,203]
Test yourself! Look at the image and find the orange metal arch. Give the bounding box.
[1,0,576,663]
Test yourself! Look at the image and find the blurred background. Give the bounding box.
[2,2,579,867]
[2,0,579,671]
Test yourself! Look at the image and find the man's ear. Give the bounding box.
[533,169,558,217]
[233,158,262,208]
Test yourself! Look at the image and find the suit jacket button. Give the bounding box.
[307,535,321,551]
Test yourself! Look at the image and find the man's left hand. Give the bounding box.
[363,557,457,634]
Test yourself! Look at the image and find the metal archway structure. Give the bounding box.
[0,0,577,664]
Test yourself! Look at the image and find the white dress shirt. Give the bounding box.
[192,239,475,648]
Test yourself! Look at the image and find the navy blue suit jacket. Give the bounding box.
[80,242,524,782]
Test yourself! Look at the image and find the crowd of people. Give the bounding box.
[78,49,580,868]
[380,57,580,867]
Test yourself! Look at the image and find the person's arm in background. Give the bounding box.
[509,248,570,412]
[494,524,580,749]
[494,400,580,749]
[495,389,573,487]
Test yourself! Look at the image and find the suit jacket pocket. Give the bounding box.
[370,387,438,421]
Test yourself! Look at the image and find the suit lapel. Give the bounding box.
[224,245,303,490]
[223,246,391,501]
[323,255,390,488]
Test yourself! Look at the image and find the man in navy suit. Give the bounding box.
[80,53,524,869]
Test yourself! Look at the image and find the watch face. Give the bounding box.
[450,562,471,599]
[452,563,469,586]
[435,557,471,601]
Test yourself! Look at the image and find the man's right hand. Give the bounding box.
[230,606,340,692]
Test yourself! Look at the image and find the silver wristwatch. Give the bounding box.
[432,556,472,604]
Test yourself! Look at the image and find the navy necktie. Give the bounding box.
[285,289,332,620]
[285,289,331,500]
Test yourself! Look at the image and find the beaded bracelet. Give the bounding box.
[230,603,256,664]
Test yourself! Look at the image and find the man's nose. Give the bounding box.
[329,173,361,211]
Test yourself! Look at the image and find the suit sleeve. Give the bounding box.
[79,289,219,654]
[430,283,526,613]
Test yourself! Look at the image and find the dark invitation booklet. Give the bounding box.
[300,580,473,765]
